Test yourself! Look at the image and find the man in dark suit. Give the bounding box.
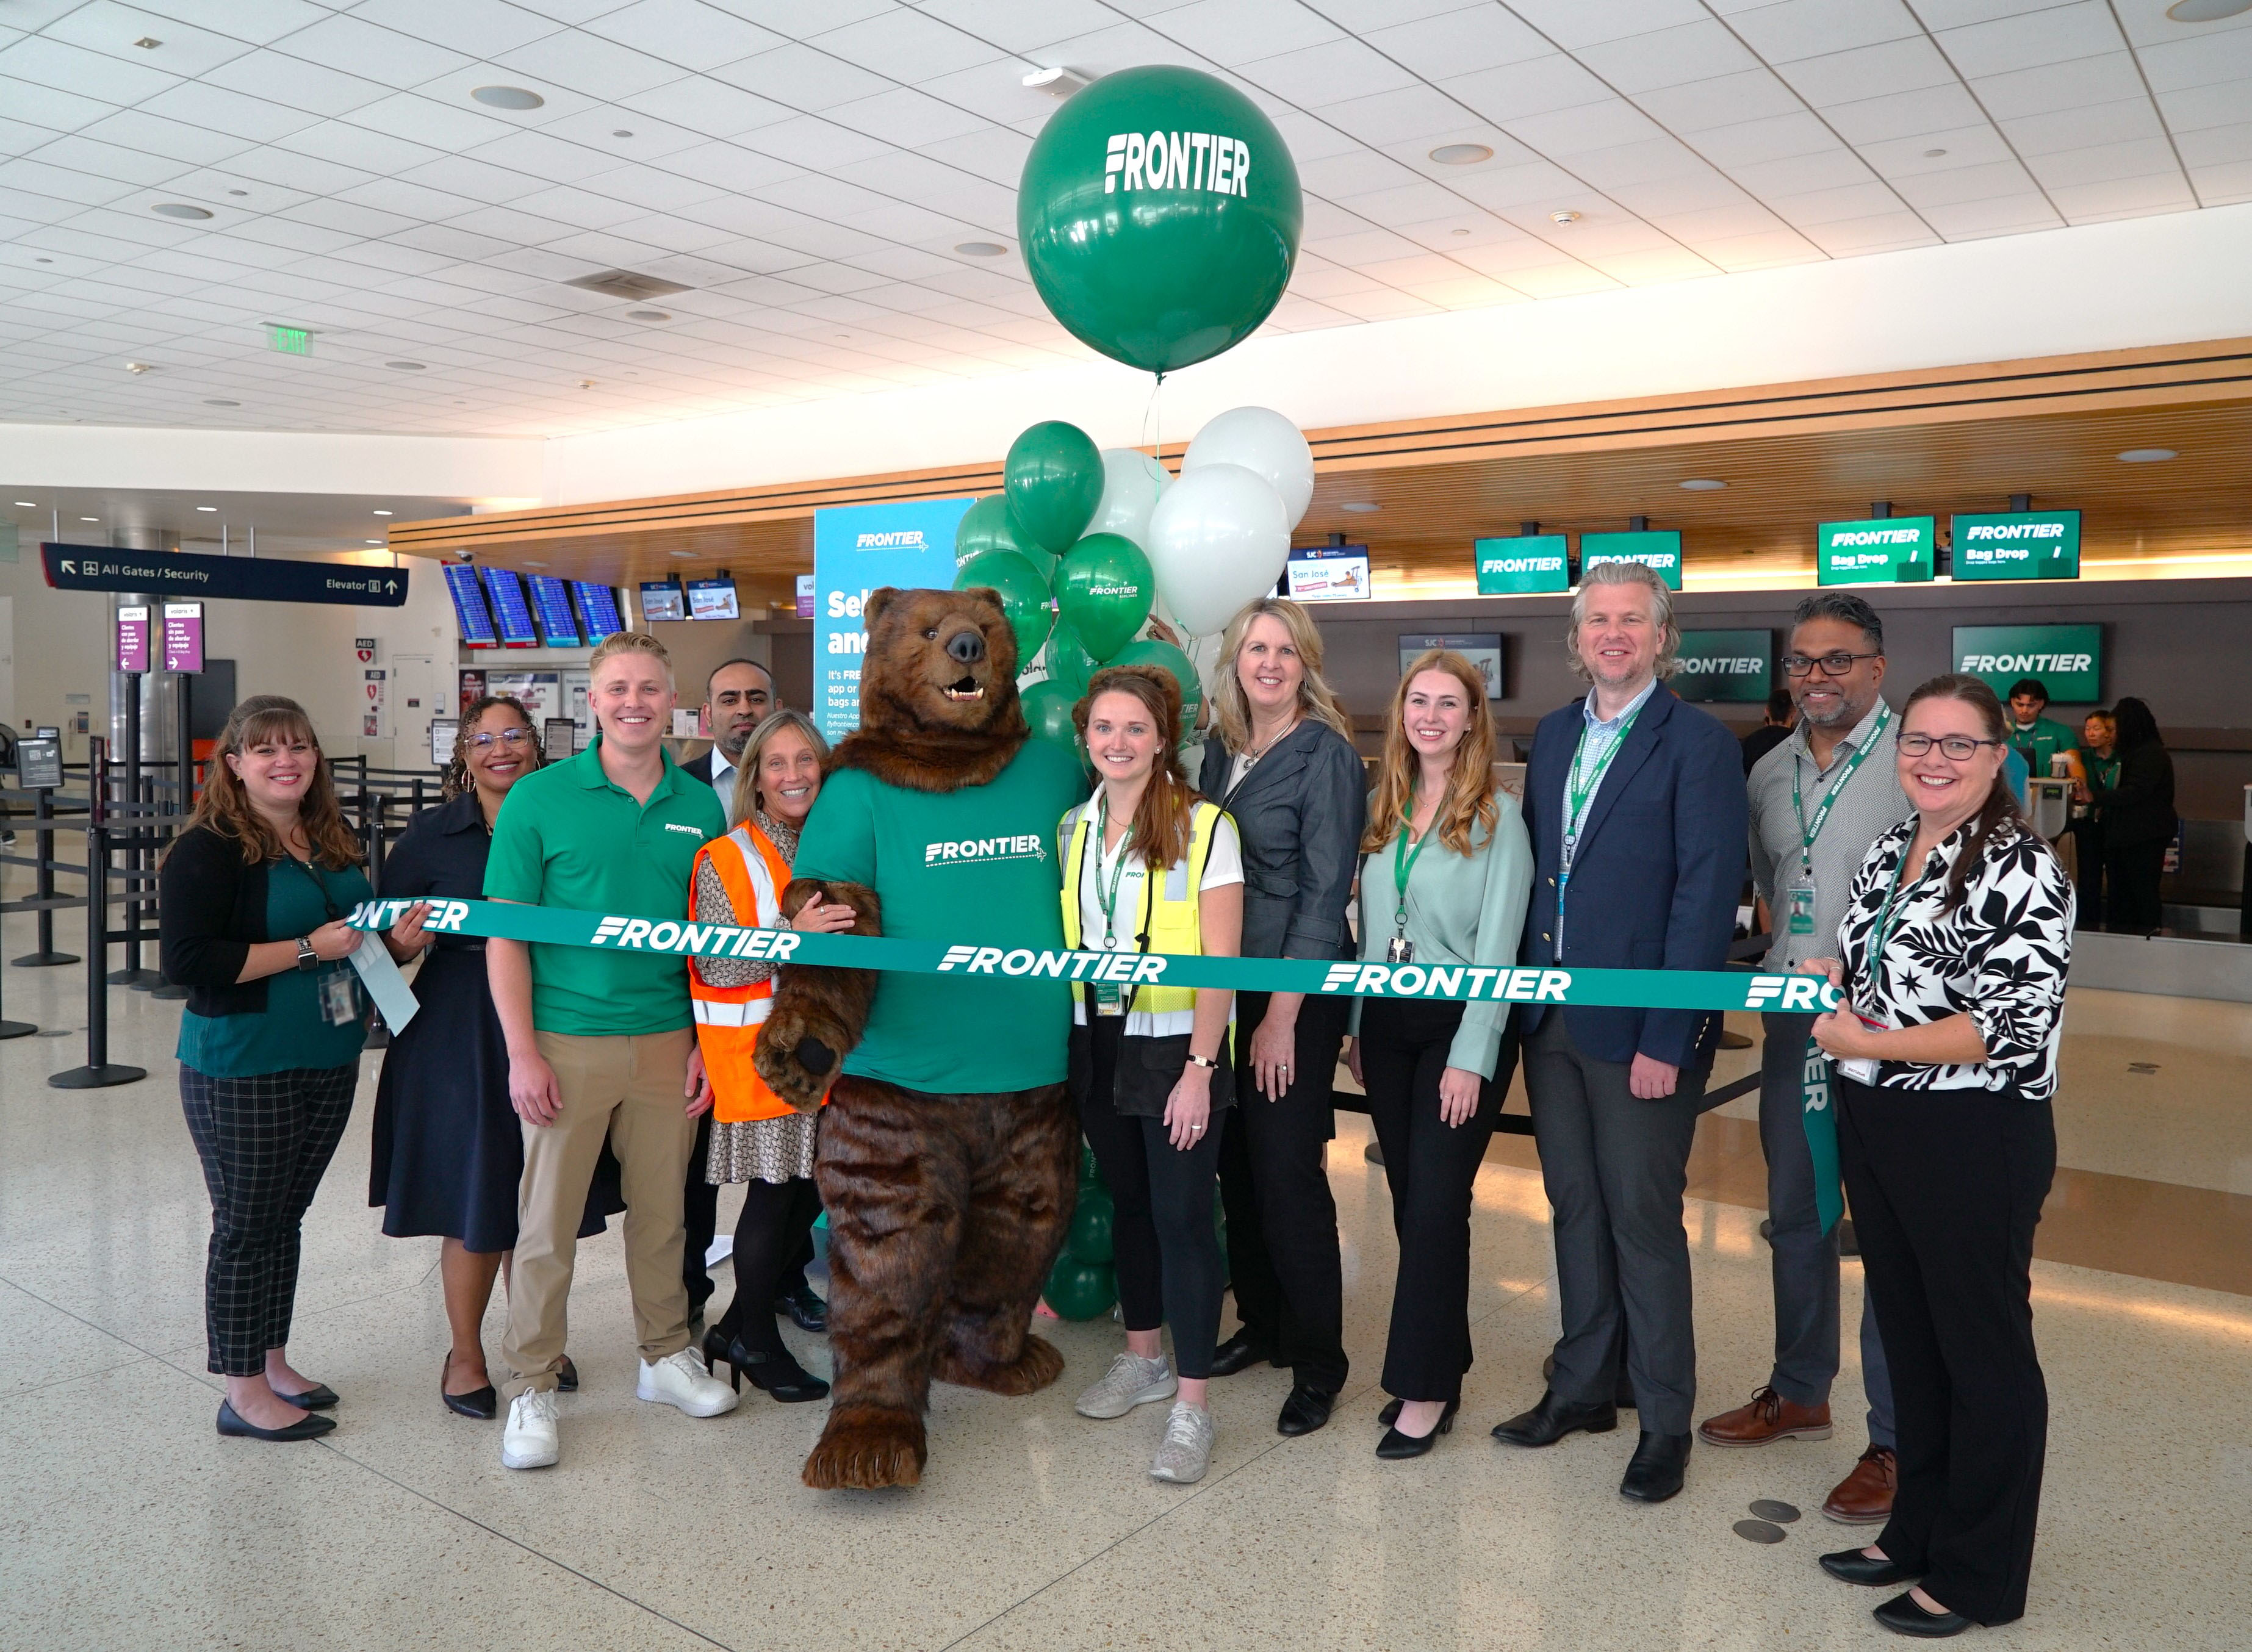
[678,658,776,800]
[1491,559,1747,1505]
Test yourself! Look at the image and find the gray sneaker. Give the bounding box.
[1074,1351,1176,1419]
[1149,1401,1214,1484]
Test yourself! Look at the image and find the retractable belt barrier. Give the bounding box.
[347,897,1843,1016]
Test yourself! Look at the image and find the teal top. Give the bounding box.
[1348,789,1535,1079]
[177,857,373,1077]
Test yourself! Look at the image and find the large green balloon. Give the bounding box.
[954,494,1053,583]
[1004,422,1103,556]
[1019,678,1081,758]
[1018,65,1303,374]
[1041,619,1102,703]
[1105,636,1203,718]
[1054,532,1154,663]
[952,549,1054,668]
[1044,1257,1117,1321]
[1065,1187,1116,1267]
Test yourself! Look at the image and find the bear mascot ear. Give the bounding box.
[863,587,901,630]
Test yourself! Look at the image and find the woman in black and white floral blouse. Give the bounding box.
[1799,673,2073,1642]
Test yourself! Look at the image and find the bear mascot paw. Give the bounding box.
[754,586,1081,1492]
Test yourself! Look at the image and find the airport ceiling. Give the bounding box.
[2,0,2250,440]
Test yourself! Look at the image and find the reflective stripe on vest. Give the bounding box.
[689,824,809,1122]
[1059,799,1225,1017]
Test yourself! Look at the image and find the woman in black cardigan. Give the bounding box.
[160,696,419,1442]
[2087,697,2175,932]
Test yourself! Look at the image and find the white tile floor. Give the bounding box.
[4,903,2249,1650]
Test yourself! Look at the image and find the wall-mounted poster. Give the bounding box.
[812,497,975,740]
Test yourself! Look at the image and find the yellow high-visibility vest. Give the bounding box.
[1059,797,1227,1018]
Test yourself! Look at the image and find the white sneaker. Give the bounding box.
[1150,1401,1214,1484]
[502,1389,559,1470]
[636,1348,739,1418]
[1074,1351,1177,1420]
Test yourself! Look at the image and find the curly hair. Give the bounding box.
[170,695,362,869]
[442,695,544,802]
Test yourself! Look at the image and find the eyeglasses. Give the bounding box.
[1780,651,1880,678]
[1898,733,2000,760]
[467,728,534,749]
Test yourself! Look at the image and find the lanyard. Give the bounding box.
[1790,706,1889,882]
[1390,795,1431,938]
[1088,794,1135,950]
[1561,705,1638,874]
[1860,838,1927,1005]
[279,853,342,923]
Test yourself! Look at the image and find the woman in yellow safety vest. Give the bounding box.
[1060,665,1244,1487]
[688,708,855,1404]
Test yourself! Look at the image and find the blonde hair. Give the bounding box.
[1363,651,1499,857]
[1566,561,1681,681]
[588,630,674,685]
[1211,597,1352,753]
[728,708,830,827]
[166,695,362,869]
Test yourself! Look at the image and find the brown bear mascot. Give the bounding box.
[755,586,1088,1490]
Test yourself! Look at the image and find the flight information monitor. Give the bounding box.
[444,562,498,647]
[573,581,624,641]
[481,567,539,646]
[686,576,740,620]
[640,580,686,623]
[528,575,581,647]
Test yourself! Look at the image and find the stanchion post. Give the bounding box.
[13,780,80,968]
[51,737,145,1090]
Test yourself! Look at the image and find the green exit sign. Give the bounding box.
[1474,535,1569,595]
[1951,511,2080,580]
[1580,530,1682,591]
[1818,517,1934,584]
[267,324,312,355]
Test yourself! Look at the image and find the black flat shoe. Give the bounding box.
[1276,1383,1337,1437]
[774,1283,828,1333]
[1619,1431,1692,1503]
[1873,1592,1973,1639]
[556,1355,578,1393]
[1542,1352,1635,1410]
[1379,1397,1403,1427]
[273,1382,338,1411]
[441,1356,498,1420]
[1821,1548,1923,1588]
[1211,1329,1279,1377]
[1376,1399,1458,1460]
[217,1399,336,1441]
[1491,1390,1619,1448]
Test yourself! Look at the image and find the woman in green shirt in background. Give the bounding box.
[1346,650,1533,1460]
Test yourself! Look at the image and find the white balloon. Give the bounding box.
[1146,463,1289,638]
[1088,447,1169,550]
[1182,406,1314,528]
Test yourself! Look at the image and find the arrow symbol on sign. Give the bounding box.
[385,579,398,594]
[60,560,75,573]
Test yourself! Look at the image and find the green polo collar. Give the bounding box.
[569,732,683,799]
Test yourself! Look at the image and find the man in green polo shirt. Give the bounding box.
[2006,677,2085,787]
[484,631,735,1470]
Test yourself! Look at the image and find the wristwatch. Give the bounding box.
[1184,1052,1218,1071]
[295,936,318,972]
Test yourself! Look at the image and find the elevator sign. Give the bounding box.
[1818,517,1934,585]
[1950,511,2081,581]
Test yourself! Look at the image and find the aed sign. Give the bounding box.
[1473,535,1569,595]
[1580,531,1683,591]
[1950,511,2081,581]
[1952,624,2101,703]
[1818,517,1934,585]
[1673,629,1773,705]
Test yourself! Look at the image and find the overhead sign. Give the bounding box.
[1674,629,1773,704]
[1951,510,2081,581]
[1474,535,1569,595]
[1953,623,2101,703]
[1818,517,1934,585]
[163,602,205,673]
[115,606,150,673]
[813,497,976,741]
[41,542,408,606]
[1286,544,1369,602]
[1580,530,1682,591]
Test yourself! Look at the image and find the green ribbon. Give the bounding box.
[1800,1037,1844,1237]
[348,896,1843,1015]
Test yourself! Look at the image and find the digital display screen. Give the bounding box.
[686,577,740,620]
[528,575,581,648]
[640,580,686,623]
[573,581,624,641]
[481,567,538,646]
[444,563,498,647]
[1286,544,1370,603]
[1397,634,1503,699]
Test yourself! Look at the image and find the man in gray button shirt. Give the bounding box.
[1699,591,1910,1527]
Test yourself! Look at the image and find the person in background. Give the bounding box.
[1708,591,1905,1526]
[159,695,421,1442]
[369,696,623,1420]
[2068,709,2119,928]
[1743,687,1796,775]
[690,709,851,1405]
[1491,561,1746,1506]
[1198,597,1366,1440]
[1063,666,1243,1486]
[2004,679,2084,794]
[2088,697,2176,933]
[1345,650,1531,1460]
[1805,673,2071,1639]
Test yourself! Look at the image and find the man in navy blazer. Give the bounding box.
[1490,560,1747,1507]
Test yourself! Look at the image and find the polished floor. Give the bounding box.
[3,897,2249,1650]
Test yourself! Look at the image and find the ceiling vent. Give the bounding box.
[564,269,692,302]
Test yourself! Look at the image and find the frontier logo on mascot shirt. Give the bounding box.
[924,833,1048,868]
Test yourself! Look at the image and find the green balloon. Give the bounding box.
[1019,678,1081,758]
[952,549,1054,669]
[1066,1188,1116,1267]
[1041,618,1101,703]
[1081,1140,1101,1187]
[954,494,1053,583]
[1044,1257,1117,1321]
[1018,65,1303,374]
[1104,637,1203,716]
[1004,422,1103,555]
[1053,533,1155,664]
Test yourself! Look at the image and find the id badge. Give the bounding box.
[317,968,359,1027]
[1093,980,1126,1018]
[1787,885,1817,937]
[1386,934,1414,964]
[1838,1010,1888,1085]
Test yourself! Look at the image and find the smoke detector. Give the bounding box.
[1023,66,1092,99]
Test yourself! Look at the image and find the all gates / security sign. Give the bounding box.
[1952,623,2102,703]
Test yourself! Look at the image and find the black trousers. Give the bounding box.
[1079,1017,1227,1380]
[685,1113,814,1313]
[2103,838,2166,932]
[179,1062,359,1377]
[1838,1075,2052,1626]
[714,1174,824,1356]
[2067,819,2106,928]
[1359,999,1517,1401]
[1218,989,1350,1392]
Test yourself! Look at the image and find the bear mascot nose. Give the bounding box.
[945,628,986,666]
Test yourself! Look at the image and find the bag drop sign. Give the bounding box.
[1951,511,2081,581]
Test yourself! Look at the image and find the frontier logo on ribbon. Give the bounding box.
[1106,131,1253,196]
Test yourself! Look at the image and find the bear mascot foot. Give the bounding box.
[754,878,882,1114]
[802,1403,927,1490]
[935,1334,1065,1397]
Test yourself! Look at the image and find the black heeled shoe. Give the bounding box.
[273,1381,339,1411]
[1376,1398,1458,1460]
[1379,1397,1403,1427]
[217,1399,335,1441]
[441,1354,498,1420]
[707,1329,828,1402]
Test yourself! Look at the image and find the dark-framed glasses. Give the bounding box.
[1780,650,1880,678]
[468,728,534,749]
[1898,733,1999,760]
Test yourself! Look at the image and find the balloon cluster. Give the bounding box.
[952,407,1317,759]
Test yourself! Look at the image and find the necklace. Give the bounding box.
[1240,714,1300,769]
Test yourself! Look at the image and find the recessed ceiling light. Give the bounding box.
[1340,502,1380,514]
[386,360,425,371]
[15,501,36,508]
[365,539,383,545]
[611,129,633,138]
[578,379,595,389]
[125,361,152,374]
[80,517,98,523]
[204,398,239,407]
[35,257,52,263]
[1451,228,1471,236]
[372,509,393,516]
[2168,1,2252,21]
[133,37,160,49]
[627,309,671,321]
[195,505,217,512]
[669,550,697,558]
[151,203,212,220]
[1923,148,1948,159]
[955,241,1008,257]
[522,559,548,567]
[1678,478,1726,490]
[1551,209,1582,224]
[2117,447,2178,462]
[228,189,247,196]
[473,85,545,110]
[1430,143,1494,165]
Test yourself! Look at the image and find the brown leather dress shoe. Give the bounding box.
[1822,1444,1898,1525]
[1697,1385,1833,1446]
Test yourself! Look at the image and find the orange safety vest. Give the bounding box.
[687,824,811,1124]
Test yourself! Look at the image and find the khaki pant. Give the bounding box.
[503,1028,697,1399]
